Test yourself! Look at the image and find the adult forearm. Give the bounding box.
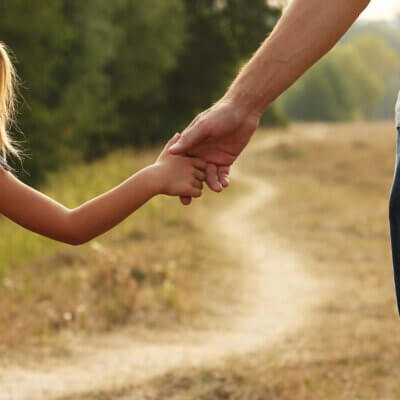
[67,166,158,245]
[224,0,370,117]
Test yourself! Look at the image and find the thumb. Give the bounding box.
[166,132,181,147]
[169,125,205,155]
[160,133,180,157]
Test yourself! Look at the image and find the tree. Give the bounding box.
[280,39,382,121]
[162,0,282,134]
[109,0,186,147]
[349,34,400,119]
[0,1,283,183]
[59,0,122,161]
[0,0,73,182]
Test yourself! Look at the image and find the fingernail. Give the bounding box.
[169,143,180,152]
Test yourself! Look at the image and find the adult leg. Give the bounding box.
[389,127,400,315]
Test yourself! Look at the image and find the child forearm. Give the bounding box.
[0,165,160,245]
[0,134,205,245]
[67,134,207,244]
[67,166,159,245]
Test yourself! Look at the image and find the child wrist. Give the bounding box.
[147,164,166,195]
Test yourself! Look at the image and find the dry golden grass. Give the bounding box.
[0,148,233,360]
[5,122,400,400]
[95,122,400,400]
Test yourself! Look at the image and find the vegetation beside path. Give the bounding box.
[0,147,234,360]
[86,122,400,400]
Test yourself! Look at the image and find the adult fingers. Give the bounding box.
[206,163,222,192]
[218,165,230,188]
[166,132,180,147]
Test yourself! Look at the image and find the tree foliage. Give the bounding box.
[0,0,73,179]
[163,0,281,133]
[280,32,399,122]
[0,0,281,183]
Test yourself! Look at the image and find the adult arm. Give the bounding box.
[171,0,371,193]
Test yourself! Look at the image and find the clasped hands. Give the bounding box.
[167,98,260,204]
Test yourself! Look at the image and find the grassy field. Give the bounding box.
[0,147,233,359]
[4,122,400,399]
[96,122,400,400]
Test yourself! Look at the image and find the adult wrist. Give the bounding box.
[222,90,265,123]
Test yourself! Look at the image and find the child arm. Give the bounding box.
[0,135,206,245]
[0,166,159,245]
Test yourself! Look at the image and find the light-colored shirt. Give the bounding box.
[396,90,400,128]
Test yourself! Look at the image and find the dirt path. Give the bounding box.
[0,134,322,400]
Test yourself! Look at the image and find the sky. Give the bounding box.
[360,0,400,21]
[270,0,400,21]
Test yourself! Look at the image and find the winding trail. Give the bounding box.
[0,134,322,400]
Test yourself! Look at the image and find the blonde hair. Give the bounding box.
[0,42,19,160]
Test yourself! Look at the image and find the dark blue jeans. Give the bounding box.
[389,127,400,315]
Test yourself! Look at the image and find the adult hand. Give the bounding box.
[169,98,261,205]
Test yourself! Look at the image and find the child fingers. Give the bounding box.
[192,179,204,190]
[194,169,206,181]
[192,158,207,171]
[160,133,180,156]
[190,187,202,198]
[180,196,192,206]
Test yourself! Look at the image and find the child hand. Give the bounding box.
[152,133,207,198]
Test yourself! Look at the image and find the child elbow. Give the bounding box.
[67,236,88,246]
[64,211,92,245]
[64,229,91,246]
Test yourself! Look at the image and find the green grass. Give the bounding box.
[0,147,227,356]
[0,149,163,272]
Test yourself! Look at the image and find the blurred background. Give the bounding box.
[2,1,400,399]
[1,0,399,184]
[1,0,282,183]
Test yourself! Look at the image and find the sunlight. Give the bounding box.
[360,0,400,21]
